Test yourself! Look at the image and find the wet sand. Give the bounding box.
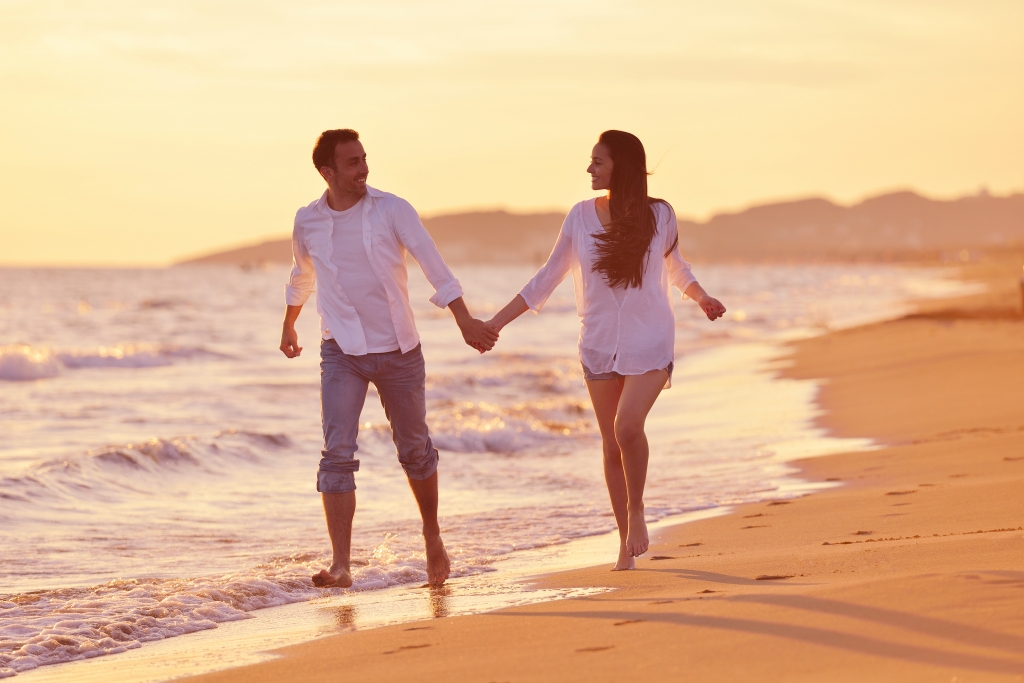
[183,255,1024,683]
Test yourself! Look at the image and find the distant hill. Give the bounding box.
[176,210,566,267]
[175,190,1024,266]
[677,190,1024,260]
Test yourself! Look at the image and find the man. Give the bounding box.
[280,129,497,588]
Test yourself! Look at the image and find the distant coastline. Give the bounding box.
[175,190,1024,266]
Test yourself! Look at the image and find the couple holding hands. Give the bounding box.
[279,128,725,588]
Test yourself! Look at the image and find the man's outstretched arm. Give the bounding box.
[280,304,303,358]
[447,297,498,353]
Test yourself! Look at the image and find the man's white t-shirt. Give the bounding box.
[326,199,400,353]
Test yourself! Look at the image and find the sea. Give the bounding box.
[0,263,982,680]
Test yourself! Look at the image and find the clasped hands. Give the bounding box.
[457,317,500,354]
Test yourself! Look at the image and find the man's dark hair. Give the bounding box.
[312,129,360,172]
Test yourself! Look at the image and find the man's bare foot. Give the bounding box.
[626,510,649,558]
[311,564,353,588]
[612,541,635,571]
[424,534,450,586]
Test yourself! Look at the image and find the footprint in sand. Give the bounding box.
[382,644,432,655]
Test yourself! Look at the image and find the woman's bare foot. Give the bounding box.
[424,534,450,586]
[311,564,353,588]
[626,510,649,558]
[612,541,636,571]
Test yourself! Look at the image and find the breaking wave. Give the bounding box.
[428,398,594,453]
[0,344,229,381]
[0,431,292,512]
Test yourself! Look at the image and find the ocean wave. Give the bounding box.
[427,398,594,453]
[0,344,229,381]
[0,431,292,510]
[0,346,62,381]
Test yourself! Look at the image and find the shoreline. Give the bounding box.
[12,255,1022,682]
[170,255,1023,682]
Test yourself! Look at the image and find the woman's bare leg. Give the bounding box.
[615,369,669,558]
[585,376,632,570]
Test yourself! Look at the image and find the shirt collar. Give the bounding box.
[315,186,384,215]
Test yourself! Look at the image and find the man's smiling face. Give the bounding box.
[321,140,368,197]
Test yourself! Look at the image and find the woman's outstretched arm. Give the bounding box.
[491,208,576,332]
[488,294,530,332]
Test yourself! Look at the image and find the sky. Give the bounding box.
[1,0,1022,266]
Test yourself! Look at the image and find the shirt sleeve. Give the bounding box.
[519,208,575,312]
[663,204,698,299]
[391,198,464,309]
[285,220,317,306]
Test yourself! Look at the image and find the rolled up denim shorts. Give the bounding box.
[581,361,674,383]
[317,340,438,494]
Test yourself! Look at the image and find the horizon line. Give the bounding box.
[3,185,1020,269]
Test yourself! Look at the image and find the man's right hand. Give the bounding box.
[459,317,499,354]
[280,325,302,358]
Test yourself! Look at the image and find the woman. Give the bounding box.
[488,130,726,570]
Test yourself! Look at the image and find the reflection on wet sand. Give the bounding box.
[331,604,357,630]
[428,586,451,619]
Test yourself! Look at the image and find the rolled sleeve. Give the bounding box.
[285,221,316,306]
[428,280,464,309]
[518,210,574,312]
[392,199,464,309]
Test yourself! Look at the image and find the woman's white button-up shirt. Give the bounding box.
[519,199,697,376]
[285,186,463,356]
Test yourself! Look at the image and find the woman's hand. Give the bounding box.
[698,294,726,321]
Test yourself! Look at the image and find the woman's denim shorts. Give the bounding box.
[581,361,674,383]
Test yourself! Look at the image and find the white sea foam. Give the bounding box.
[0,531,517,677]
[0,346,63,381]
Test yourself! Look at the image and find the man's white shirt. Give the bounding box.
[286,186,463,356]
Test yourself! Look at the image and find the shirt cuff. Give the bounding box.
[429,281,464,309]
[678,276,697,300]
[285,284,313,306]
[518,287,543,312]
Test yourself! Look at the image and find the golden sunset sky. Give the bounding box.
[1,0,1022,265]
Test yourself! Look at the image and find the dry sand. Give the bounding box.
[185,255,1024,683]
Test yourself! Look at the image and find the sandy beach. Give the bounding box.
[171,254,1024,683]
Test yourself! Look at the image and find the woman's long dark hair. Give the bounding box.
[591,130,678,289]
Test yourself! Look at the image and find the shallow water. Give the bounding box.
[0,263,982,678]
